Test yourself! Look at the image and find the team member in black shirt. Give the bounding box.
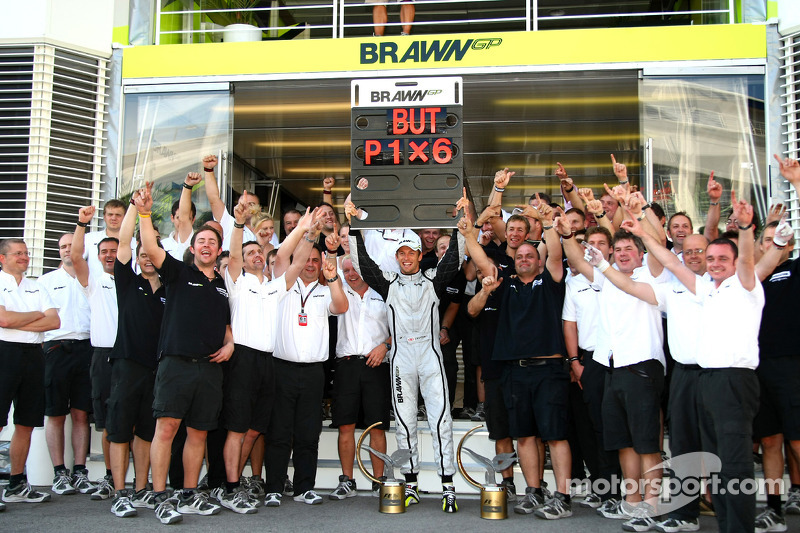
[467,204,573,520]
[105,199,166,518]
[136,182,234,524]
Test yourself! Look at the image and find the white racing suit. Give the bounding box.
[350,229,465,477]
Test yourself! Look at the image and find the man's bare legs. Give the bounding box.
[372,2,415,36]
[372,6,387,36]
[151,417,181,492]
[400,2,415,34]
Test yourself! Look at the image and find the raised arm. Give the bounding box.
[756,215,794,281]
[177,172,201,242]
[274,207,313,278]
[622,216,697,293]
[202,154,226,222]
[704,171,722,242]
[322,251,348,315]
[731,191,756,290]
[540,206,566,282]
[116,203,138,265]
[487,167,513,207]
[70,205,94,287]
[322,176,334,206]
[556,162,581,208]
[774,154,800,196]
[584,198,615,235]
[557,216,595,282]
[134,182,167,269]
[282,214,320,290]
[432,227,465,298]
[227,191,250,283]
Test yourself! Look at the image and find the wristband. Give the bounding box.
[568,356,580,363]
[543,225,553,231]
[595,211,606,219]
[643,203,652,211]
[203,167,214,173]
[326,275,339,283]
[76,221,88,228]
[737,223,753,231]
[473,223,482,229]
[596,259,610,273]
[774,242,787,249]
[138,211,152,218]
[441,326,450,331]
[494,186,505,193]
[323,190,332,194]
[709,201,719,206]
[618,180,629,185]
[130,197,136,206]
[183,182,193,190]
[560,231,574,239]
[233,222,245,229]
[564,186,574,193]
[636,213,646,221]
[304,234,316,243]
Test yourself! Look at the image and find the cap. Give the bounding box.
[395,233,422,253]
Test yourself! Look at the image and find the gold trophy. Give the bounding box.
[457,425,518,520]
[356,421,412,514]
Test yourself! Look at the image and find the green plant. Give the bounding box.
[202,0,260,27]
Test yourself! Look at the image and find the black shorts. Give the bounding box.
[153,355,223,431]
[43,339,93,416]
[484,377,510,441]
[602,359,664,454]
[90,347,113,430]
[0,341,45,427]
[753,356,800,441]
[222,344,275,434]
[105,358,157,443]
[331,356,390,430]
[501,359,569,441]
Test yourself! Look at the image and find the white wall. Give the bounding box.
[0,0,115,56]
[778,0,800,36]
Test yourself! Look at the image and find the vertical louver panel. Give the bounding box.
[780,31,800,257]
[0,44,108,275]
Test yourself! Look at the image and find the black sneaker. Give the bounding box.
[282,476,294,497]
[329,475,356,500]
[110,490,138,518]
[441,485,458,513]
[52,469,77,495]
[534,492,572,520]
[501,479,517,502]
[514,487,545,514]
[154,494,182,525]
[2,481,52,503]
[71,468,96,494]
[754,506,787,533]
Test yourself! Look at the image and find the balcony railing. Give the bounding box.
[155,0,735,45]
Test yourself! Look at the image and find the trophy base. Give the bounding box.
[480,484,507,519]
[379,480,406,514]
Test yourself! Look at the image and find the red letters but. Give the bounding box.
[392,107,440,135]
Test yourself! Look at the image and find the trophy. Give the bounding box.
[356,421,412,514]
[457,425,517,519]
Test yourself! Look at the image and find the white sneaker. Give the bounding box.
[52,469,77,495]
[2,481,52,503]
[329,475,357,500]
[110,491,138,518]
[154,496,183,525]
[176,490,221,515]
[293,490,322,505]
[264,492,282,507]
[219,488,258,514]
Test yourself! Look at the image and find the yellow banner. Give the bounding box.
[122,24,766,80]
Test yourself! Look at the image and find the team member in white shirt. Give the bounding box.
[214,195,317,512]
[71,206,122,500]
[0,238,60,507]
[265,230,348,506]
[622,193,764,533]
[201,155,258,251]
[83,199,126,277]
[37,232,96,497]
[328,255,391,500]
[563,194,669,528]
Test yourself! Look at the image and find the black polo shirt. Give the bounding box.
[420,249,438,273]
[473,289,503,380]
[759,258,800,359]
[492,266,566,361]
[110,257,166,369]
[438,269,467,322]
[492,242,516,276]
[155,253,230,360]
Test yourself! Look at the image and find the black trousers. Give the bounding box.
[697,368,759,533]
[666,363,702,521]
[265,359,324,495]
[580,352,621,500]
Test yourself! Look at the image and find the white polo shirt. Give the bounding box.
[336,284,389,360]
[218,210,257,252]
[562,270,605,352]
[0,271,56,344]
[274,280,338,363]
[593,264,668,370]
[161,230,194,261]
[83,272,118,349]
[652,272,707,365]
[38,267,90,342]
[695,273,764,369]
[225,268,287,353]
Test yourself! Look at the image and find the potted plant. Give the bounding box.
[203,0,263,42]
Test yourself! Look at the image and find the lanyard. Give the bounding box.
[297,280,319,314]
